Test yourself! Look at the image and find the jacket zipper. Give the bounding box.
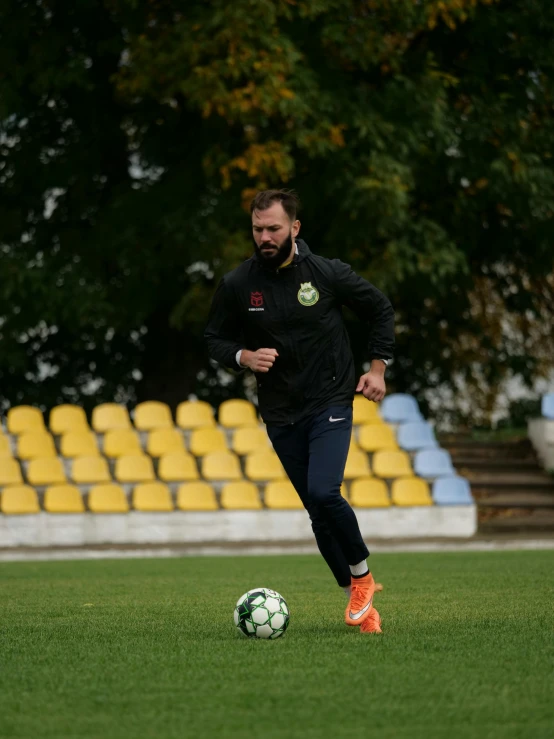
[277,266,295,424]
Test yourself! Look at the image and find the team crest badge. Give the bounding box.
[297,282,319,306]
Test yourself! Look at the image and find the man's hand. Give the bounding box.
[356,363,386,402]
[241,348,279,373]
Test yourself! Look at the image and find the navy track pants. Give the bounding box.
[266,405,370,588]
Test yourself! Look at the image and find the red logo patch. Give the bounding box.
[250,291,264,307]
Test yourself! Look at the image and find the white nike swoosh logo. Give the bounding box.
[349,598,372,621]
[329,417,346,423]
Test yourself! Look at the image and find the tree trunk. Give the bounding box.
[135,311,207,412]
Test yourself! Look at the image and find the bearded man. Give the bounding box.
[205,189,395,634]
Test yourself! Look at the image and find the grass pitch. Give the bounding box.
[0,550,552,739]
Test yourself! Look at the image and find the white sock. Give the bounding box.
[349,560,369,577]
[342,586,351,598]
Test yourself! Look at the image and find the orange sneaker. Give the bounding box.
[360,607,382,634]
[345,582,383,596]
[345,572,376,626]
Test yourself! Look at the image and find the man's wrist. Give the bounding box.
[238,349,252,369]
[369,359,387,376]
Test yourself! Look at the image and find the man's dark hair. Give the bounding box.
[250,189,300,221]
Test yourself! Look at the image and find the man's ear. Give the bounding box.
[292,219,301,238]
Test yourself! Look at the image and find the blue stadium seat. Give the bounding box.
[380,394,423,423]
[414,449,455,478]
[396,421,438,451]
[541,393,554,419]
[432,476,474,505]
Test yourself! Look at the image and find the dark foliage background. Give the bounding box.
[1,0,553,423]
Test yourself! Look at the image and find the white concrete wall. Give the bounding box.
[528,419,554,470]
[0,506,477,548]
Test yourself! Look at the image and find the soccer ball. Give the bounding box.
[234,587,290,639]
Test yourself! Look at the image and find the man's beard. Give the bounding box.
[253,231,294,269]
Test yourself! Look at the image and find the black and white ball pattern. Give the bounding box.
[234,587,290,639]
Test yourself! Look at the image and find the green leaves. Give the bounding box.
[1,0,553,421]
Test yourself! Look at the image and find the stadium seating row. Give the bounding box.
[0,448,457,487]
[4,401,218,434]
[1,393,427,437]
[0,476,473,514]
[0,422,441,460]
[3,400,254,434]
[0,427,263,459]
[8,392,553,431]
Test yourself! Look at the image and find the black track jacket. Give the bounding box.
[204,239,395,426]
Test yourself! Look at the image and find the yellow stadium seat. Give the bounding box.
[60,431,99,458]
[391,477,433,506]
[350,478,390,507]
[115,454,155,483]
[221,481,262,510]
[133,482,173,511]
[245,450,285,482]
[176,400,215,429]
[44,485,85,513]
[373,450,413,478]
[189,427,228,457]
[218,399,258,428]
[7,405,45,435]
[202,451,242,481]
[358,424,398,452]
[50,405,89,434]
[264,480,303,510]
[0,458,23,486]
[88,484,129,513]
[1,485,40,514]
[147,428,186,457]
[176,482,218,511]
[27,458,67,486]
[103,429,142,458]
[91,403,131,432]
[353,396,383,425]
[0,435,12,458]
[71,456,111,484]
[158,452,199,482]
[17,431,57,460]
[232,427,270,456]
[134,401,173,430]
[343,449,371,479]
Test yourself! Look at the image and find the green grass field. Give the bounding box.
[1,550,552,739]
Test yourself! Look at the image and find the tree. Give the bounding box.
[1,0,553,423]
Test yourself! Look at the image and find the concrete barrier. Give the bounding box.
[528,419,554,470]
[0,506,477,548]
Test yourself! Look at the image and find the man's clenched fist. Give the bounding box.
[240,348,279,373]
[356,368,386,402]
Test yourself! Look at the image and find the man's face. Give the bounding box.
[252,201,300,268]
